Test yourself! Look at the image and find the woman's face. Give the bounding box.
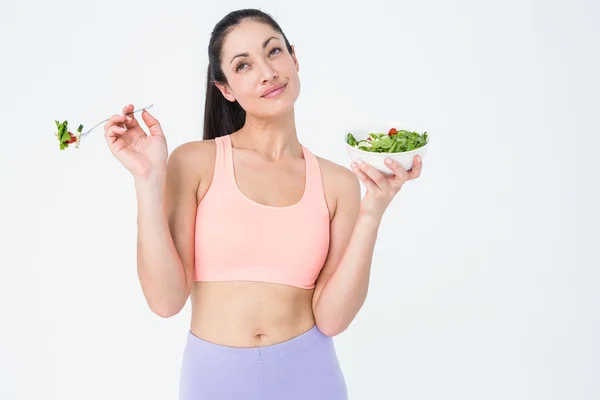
[215,20,300,118]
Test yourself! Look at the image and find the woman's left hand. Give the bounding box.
[350,155,423,222]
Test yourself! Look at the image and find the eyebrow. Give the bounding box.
[229,36,279,65]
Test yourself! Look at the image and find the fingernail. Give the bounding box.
[417,156,422,162]
[385,158,392,164]
[355,160,363,164]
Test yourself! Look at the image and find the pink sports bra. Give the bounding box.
[193,134,330,289]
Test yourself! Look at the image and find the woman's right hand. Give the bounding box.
[104,104,168,180]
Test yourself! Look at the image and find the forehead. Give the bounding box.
[222,20,281,56]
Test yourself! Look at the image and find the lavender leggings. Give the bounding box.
[178,324,348,399]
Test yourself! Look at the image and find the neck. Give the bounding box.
[231,108,301,160]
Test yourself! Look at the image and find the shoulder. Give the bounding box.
[167,139,217,180]
[168,139,215,166]
[314,155,361,212]
[315,155,358,187]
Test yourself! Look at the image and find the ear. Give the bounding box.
[291,45,299,73]
[214,81,236,102]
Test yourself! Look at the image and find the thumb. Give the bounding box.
[141,109,165,137]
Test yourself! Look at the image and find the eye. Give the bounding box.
[235,48,282,72]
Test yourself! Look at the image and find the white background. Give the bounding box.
[1,0,599,399]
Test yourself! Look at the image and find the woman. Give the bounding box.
[103,8,422,400]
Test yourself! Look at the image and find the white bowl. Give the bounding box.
[344,122,430,174]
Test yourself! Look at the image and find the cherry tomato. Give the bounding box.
[66,132,77,144]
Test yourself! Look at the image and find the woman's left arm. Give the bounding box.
[312,155,423,336]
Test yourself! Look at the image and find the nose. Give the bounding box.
[259,62,278,83]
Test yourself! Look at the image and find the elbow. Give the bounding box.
[315,316,348,337]
[148,297,186,319]
[151,306,180,319]
[313,304,351,337]
[144,281,191,319]
[318,324,347,337]
[314,299,362,336]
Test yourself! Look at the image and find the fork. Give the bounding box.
[79,104,154,138]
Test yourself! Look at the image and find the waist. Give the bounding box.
[189,281,316,348]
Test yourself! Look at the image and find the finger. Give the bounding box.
[104,114,129,131]
[122,104,141,129]
[356,161,391,191]
[104,125,127,143]
[351,163,378,192]
[384,158,410,183]
[140,109,164,137]
[407,155,423,180]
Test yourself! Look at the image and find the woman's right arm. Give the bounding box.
[103,104,199,318]
[135,143,199,318]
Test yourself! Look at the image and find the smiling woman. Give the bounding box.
[101,7,422,400]
[203,10,302,139]
[178,11,352,400]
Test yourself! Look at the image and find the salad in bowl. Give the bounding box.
[345,123,430,174]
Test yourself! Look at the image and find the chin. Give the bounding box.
[255,102,296,119]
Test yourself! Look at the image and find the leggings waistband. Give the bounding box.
[185,324,327,362]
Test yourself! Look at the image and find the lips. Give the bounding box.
[261,83,287,97]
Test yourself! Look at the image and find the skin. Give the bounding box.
[103,19,422,348]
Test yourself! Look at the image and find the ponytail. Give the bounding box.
[203,63,245,140]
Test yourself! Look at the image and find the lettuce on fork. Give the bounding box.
[346,127,428,153]
[55,120,83,150]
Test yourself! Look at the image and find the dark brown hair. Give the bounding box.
[203,9,293,140]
